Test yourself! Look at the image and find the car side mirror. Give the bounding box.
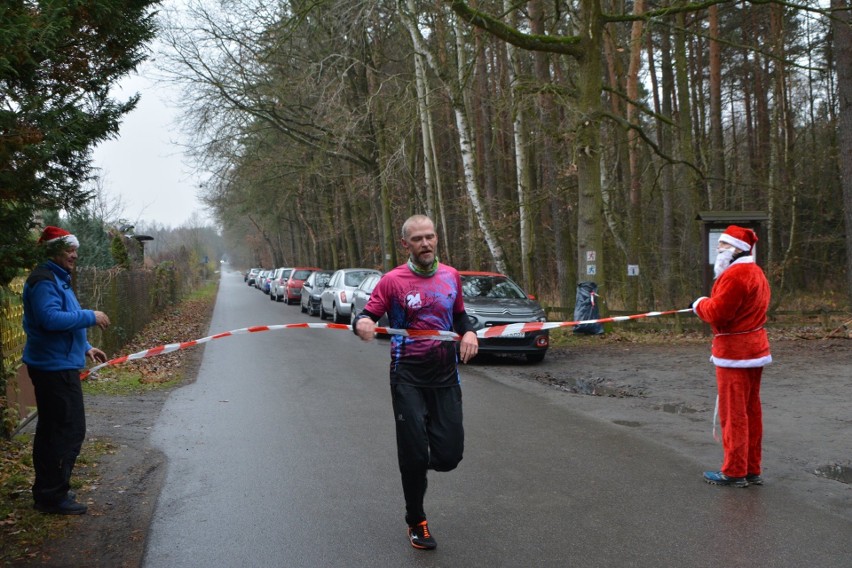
[304,282,312,289]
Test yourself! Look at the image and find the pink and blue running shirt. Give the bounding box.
[362,263,467,387]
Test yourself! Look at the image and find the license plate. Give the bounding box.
[501,332,525,338]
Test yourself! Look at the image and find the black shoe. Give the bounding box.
[408,520,437,550]
[34,498,87,515]
[746,474,764,485]
[67,490,76,500]
[703,470,748,488]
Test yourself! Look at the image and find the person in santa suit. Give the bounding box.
[692,225,772,488]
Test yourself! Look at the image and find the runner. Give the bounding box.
[353,214,478,550]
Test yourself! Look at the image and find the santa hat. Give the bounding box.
[718,225,757,252]
[38,226,80,249]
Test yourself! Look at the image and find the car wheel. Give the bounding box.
[300,301,307,313]
[269,291,275,301]
[332,304,342,324]
[319,304,328,320]
[526,352,546,364]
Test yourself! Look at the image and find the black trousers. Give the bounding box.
[28,367,86,505]
[390,384,463,526]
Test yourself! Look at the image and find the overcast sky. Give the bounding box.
[90,60,210,229]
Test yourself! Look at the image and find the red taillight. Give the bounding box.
[341,291,347,303]
[536,335,549,347]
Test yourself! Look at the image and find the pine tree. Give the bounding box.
[0,0,160,284]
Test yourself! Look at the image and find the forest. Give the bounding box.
[157,0,852,311]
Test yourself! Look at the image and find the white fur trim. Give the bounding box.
[730,256,754,265]
[45,235,80,249]
[711,354,772,368]
[718,233,750,252]
[692,296,708,310]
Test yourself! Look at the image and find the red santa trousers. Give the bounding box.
[716,366,763,478]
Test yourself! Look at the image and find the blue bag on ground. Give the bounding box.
[573,282,604,335]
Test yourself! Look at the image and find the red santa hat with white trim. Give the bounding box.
[38,226,80,249]
[718,225,757,252]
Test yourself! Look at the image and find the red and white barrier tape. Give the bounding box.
[480,308,694,338]
[80,308,695,379]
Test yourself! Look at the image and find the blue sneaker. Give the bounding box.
[703,471,748,488]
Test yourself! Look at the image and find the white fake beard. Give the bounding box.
[714,248,735,278]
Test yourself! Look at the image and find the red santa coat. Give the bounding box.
[693,257,772,367]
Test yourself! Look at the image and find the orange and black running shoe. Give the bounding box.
[408,520,437,550]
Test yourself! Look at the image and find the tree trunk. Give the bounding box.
[625,0,645,311]
[652,20,676,304]
[575,0,606,303]
[529,0,570,306]
[673,11,701,283]
[708,4,726,208]
[450,15,508,273]
[831,0,852,304]
[412,48,437,220]
[504,0,534,291]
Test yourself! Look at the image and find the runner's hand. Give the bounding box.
[459,331,478,364]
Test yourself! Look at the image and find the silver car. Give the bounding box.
[320,268,382,323]
[349,272,388,326]
[269,267,293,302]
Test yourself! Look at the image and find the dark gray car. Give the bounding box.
[460,271,549,363]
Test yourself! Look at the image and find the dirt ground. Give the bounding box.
[16,334,852,567]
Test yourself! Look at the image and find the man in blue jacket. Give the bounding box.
[23,226,111,515]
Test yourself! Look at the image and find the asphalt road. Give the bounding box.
[143,270,852,567]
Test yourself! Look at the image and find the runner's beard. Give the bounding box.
[412,251,434,269]
[714,248,735,278]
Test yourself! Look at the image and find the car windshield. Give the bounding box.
[344,271,373,287]
[461,276,527,299]
[293,269,312,280]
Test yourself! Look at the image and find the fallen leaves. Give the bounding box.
[89,287,217,387]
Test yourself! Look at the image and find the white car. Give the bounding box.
[320,268,382,323]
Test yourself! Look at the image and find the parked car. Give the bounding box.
[320,268,382,323]
[283,267,322,305]
[245,268,260,284]
[301,270,333,316]
[254,269,269,290]
[269,267,293,302]
[349,272,389,327]
[459,271,549,363]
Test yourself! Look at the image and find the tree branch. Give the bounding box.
[445,0,585,58]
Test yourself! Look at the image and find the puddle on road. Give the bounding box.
[534,375,646,398]
[656,402,699,415]
[813,463,852,484]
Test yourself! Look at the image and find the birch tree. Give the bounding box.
[400,0,508,273]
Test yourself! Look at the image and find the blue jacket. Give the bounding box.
[22,261,96,371]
